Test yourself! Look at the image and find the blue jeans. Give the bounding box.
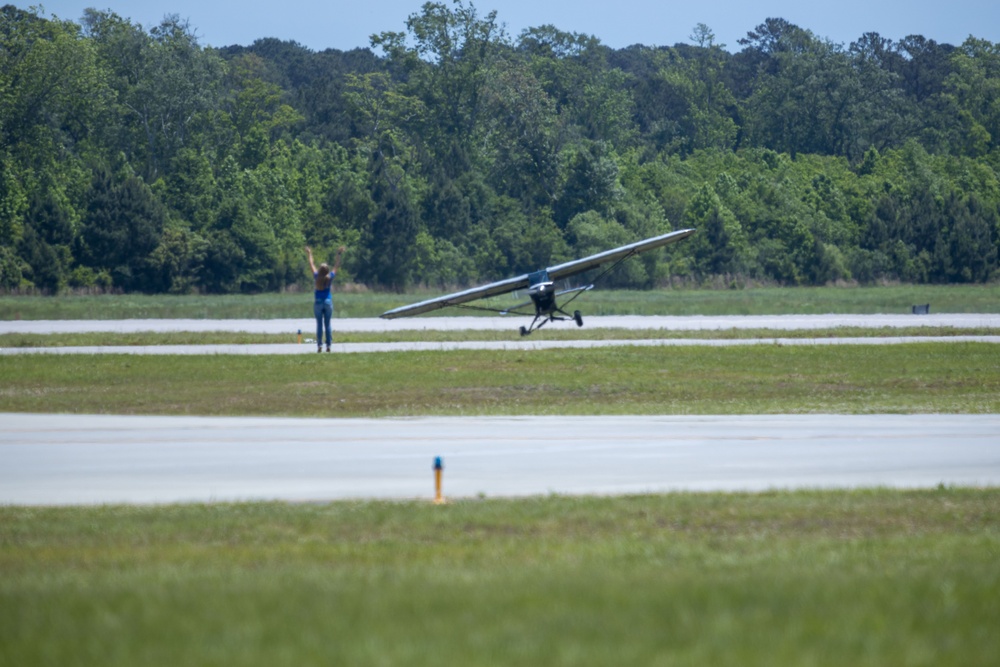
[314,299,333,346]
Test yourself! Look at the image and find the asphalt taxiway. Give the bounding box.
[3,335,999,355]
[2,413,997,505]
[3,313,1000,335]
[3,315,996,504]
[2,314,998,355]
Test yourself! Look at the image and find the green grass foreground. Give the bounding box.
[3,283,999,319]
[1,489,998,666]
[1,343,997,415]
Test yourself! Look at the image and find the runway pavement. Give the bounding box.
[2,413,997,505]
[3,335,1000,355]
[3,314,999,355]
[3,313,1000,335]
[3,315,997,504]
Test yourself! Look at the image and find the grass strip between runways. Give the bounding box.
[1,489,998,666]
[1,342,997,416]
[2,326,998,347]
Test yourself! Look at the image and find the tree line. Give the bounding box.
[1,2,998,294]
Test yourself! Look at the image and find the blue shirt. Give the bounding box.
[314,271,335,302]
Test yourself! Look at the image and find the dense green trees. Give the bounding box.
[1,2,998,293]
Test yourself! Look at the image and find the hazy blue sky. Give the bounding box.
[20,0,1000,52]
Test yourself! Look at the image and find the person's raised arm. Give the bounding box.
[306,246,317,275]
[333,246,346,273]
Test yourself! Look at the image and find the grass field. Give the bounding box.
[2,489,998,666]
[2,343,997,416]
[3,283,1000,320]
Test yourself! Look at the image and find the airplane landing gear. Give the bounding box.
[519,310,582,335]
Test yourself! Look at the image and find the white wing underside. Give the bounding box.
[379,228,696,319]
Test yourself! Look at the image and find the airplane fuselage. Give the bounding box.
[526,270,558,315]
[528,281,558,315]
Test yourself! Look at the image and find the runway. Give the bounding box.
[4,313,1000,334]
[2,413,998,505]
[3,315,997,504]
[3,314,999,355]
[3,335,999,355]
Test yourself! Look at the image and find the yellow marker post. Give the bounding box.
[297,329,302,344]
[433,457,445,504]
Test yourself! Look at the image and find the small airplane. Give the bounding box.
[380,228,696,335]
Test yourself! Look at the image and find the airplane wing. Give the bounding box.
[546,228,696,281]
[379,228,695,320]
[380,273,531,319]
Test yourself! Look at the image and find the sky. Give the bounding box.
[19,0,1000,52]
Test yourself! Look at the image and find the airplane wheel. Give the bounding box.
[519,326,529,337]
[574,310,584,327]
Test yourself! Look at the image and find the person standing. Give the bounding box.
[306,245,345,352]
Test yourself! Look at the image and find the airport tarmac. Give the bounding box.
[3,315,996,504]
[2,413,998,505]
[2,314,998,355]
[3,313,1000,335]
[3,335,1000,355]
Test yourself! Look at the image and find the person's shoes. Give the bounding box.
[317,347,322,353]
[326,344,332,352]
